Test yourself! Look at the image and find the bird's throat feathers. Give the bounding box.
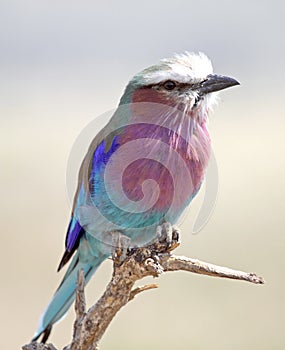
[127,87,211,161]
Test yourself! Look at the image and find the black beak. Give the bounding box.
[196,74,240,95]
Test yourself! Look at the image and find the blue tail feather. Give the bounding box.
[32,252,102,342]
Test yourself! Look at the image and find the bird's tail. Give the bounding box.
[32,252,102,343]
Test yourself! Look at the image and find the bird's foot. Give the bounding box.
[112,223,180,267]
[155,222,180,252]
[112,231,131,266]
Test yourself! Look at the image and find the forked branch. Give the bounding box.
[23,228,264,350]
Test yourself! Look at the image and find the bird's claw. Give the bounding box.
[112,223,180,266]
[112,231,131,266]
[155,222,180,252]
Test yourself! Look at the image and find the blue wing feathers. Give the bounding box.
[57,217,85,271]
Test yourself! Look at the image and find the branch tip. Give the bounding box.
[248,273,265,284]
[129,284,159,301]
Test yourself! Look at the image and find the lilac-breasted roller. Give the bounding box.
[32,52,239,342]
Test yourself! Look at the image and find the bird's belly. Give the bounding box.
[79,156,206,248]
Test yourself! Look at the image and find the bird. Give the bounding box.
[32,52,239,343]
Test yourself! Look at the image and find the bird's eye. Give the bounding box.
[163,80,177,91]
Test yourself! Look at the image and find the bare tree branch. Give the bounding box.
[160,255,264,284]
[129,283,159,301]
[22,342,57,350]
[69,269,86,350]
[23,228,264,350]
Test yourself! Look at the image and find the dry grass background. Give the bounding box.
[1,1,284,349]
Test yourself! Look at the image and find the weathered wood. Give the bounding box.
[23,227,264,350]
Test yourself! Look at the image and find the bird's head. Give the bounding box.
[120,52,239,124]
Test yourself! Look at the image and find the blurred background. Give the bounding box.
[1,1,284,349]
